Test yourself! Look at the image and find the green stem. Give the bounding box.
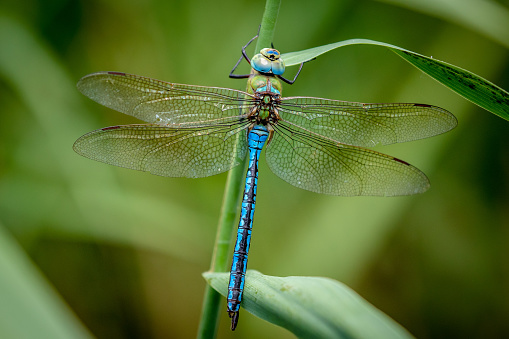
[196,162,246,338]
[256,0,281,52]
[196,0,281,337]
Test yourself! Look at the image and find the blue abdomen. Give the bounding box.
[227,125,269,328]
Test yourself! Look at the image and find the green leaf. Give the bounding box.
[0,222,93,339]
[281,39,509,121]
[203,270,414,339]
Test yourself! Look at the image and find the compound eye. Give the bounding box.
[271,59,285,75]
[251,54,271,73]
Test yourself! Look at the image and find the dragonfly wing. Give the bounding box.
[266,122,429,196]
[77,72,253,125]
[279,97,457,147]
[73,123,248,178]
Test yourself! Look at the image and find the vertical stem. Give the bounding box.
[196,161,246,338]
[197,0,281,337]
[256,0,281,52]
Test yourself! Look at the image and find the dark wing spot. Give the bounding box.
[394,157,410,166]
[101,126,121,131]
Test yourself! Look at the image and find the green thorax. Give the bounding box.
[247,72,283,95]
[246,72,282,122]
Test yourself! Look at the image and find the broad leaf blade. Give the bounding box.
[281,39,509,121]
[203,270,414,339]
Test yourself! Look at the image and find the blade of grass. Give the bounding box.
[281,39,509,120]
[0,221,93,339]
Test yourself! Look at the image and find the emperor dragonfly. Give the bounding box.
[73,37,456,330]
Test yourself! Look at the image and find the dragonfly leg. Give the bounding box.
[278,62,303,85]
[278,57,316,85]
[228,55,250,79]
[229,33,259,79]
[278,61,304,85]
[241,33,258,63]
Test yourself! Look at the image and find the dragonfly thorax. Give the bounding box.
[247,74,282,95]
[247,77,281,126]
[254,92,279,122]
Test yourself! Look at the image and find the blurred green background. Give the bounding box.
[0,0,508,338]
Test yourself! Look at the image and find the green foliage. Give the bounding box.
[0,0,508,338]
[283,39,509,120]
[205,270,414,339]
[0,223,92,339]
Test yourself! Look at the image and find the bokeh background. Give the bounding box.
[1,0,508,338]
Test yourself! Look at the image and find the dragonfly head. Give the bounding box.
[251,48,285,76]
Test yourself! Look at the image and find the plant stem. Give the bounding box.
[197,0,281,337]
[256,0,281,52]
[196,161,246,338]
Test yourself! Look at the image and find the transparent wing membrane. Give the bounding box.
[75,72,455,195]
[78,72,253,126]
[279,97,457,147]
[266,122,430,196]
[73,123,249,178]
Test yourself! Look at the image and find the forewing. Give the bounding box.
[77,72,253,125]
[266,122,429,196]
[278,97,457,147]
[73,123,248,178]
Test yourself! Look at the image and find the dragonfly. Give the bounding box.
[73,35,457,330]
